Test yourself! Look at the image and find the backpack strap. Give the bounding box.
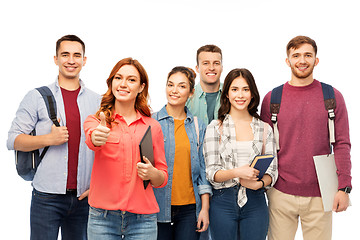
[36,86,60,127]
[35,86,59,159]
[262,123,268,155]
[321,82,336,145]
[270,83,336,151]
[270,84,284,150]
[193,116,200,149]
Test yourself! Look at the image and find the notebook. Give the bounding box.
[249,154,274,179]
[139,126,154,189]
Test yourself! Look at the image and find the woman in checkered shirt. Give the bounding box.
[203,68,278,240]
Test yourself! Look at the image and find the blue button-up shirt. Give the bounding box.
[152,106,212,222]
[7,79,101,197]
[186,83,223,125]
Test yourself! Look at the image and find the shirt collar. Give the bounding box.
[54,77,85,94]
[194,82,223,98]
[157,105,194,123]
[222,114,258,135]
[113,110,146,125]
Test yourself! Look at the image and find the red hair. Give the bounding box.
[96,58,151,127]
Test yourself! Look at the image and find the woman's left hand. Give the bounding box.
[197,209,209,232]
[137,157,155,180]
[239,179,263,190]
[137,156,165,187]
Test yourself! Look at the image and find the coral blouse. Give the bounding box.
[84,111,168,214]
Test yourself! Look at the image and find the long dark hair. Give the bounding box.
[218,68,260,124]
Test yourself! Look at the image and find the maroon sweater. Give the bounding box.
[261,80,351,197]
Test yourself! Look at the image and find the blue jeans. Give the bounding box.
[157,204,200,240]
[209,186,269,240]
[30,188,89,240]
[88,207,157,240]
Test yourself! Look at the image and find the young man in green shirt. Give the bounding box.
[186,44,223,125]
[186,44,223,240]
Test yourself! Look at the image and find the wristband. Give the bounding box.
[259,179,265,188]
[339,187,351,194]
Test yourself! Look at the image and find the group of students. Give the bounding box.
[7,34,351,240]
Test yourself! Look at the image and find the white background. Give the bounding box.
[0,0,358,239]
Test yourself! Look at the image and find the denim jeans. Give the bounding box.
[88,207,157,240]
[209,186,269,240]
[157,204,200,240]
[30,188,89,240]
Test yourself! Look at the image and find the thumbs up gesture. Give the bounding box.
[91,112,110,147]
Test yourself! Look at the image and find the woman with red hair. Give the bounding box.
[84,58,168,240]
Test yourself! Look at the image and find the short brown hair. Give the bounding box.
[56,35,85,56]
[196,44,222,65]
[286,36,317,56]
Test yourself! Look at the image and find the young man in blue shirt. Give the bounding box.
[7,35,100,240]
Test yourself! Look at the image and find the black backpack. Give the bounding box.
[15,86,60,181]
[270,82,336,150]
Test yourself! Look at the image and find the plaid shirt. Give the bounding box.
[203,114,278,207]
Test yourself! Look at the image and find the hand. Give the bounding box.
[78,189,89,201]
[91,112,110,147]
[197,208,209,232]
[49,118,69,145]
[232,165,259,181]
[332,190,350,212]
[137,157,155,180]
[239,179,263,190]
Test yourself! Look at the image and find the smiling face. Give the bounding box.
[111,64,145,105]
[286,43,319,83]
[228,77,252,113]
[166,72,193,107]
[196,51,223,87]
[54,41,86,81]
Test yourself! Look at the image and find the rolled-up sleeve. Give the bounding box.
[151,121,168,188]
[203,122,223,186]
[7,90,39,150]
[264,123,278,189]
[197,122,212,196]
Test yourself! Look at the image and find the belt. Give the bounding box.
[66,189,77,194]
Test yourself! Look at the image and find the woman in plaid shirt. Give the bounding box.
[203,68,278,240]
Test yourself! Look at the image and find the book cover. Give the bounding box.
[249,154,274,179]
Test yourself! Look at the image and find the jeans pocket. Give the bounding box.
[89,206,105,218]
[33,189,58,200]
[249,188,265,195]
[212,188,225,199]
[139,213,157,220]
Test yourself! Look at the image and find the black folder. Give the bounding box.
[139,126,154,189]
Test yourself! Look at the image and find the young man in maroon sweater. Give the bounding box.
[260,36,351,240]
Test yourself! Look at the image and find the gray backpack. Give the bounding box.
[15,86,59,181]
